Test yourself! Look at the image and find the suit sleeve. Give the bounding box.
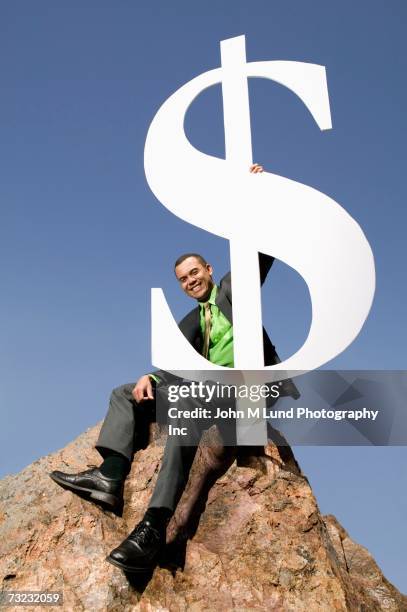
[148,370,180,386]
[258,253,275,285]
[220,252,275,288]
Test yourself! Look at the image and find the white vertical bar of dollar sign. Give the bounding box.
[220,36,267,445]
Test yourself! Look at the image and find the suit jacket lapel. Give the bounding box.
[179,306,202,354]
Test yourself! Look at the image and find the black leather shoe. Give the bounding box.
[106,519,165,573]
[49,467,124,511]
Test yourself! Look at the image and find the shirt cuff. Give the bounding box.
[149,374,160,384]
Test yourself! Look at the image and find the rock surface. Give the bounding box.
[0,424,406,611]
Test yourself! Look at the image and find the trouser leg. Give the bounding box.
[148,386,238,512]
[95,382,155,462]
[148,398,206,512]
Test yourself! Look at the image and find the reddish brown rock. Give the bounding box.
[0,424,405,611]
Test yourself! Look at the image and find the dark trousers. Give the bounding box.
[95,383,236,513]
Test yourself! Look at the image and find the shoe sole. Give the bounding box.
[49,472,121,510]
[105,554,155,573]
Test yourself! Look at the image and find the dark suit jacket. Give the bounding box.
[153,253,299,399]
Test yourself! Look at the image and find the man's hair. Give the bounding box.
[174,253,208,270]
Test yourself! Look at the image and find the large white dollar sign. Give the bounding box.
[144,36,375,425]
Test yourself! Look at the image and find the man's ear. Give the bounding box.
[206,264,213,276]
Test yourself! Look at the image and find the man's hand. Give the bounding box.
[132,375,154,403]
[250,163,263,173]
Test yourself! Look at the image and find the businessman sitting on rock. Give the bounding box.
[50,163,298,573]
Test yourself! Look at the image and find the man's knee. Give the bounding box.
[110,383,135,403]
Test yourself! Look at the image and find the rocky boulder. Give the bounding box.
[0,424,405,611]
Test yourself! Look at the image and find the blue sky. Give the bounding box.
[1,0,406,591]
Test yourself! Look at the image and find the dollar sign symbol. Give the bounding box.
[144,36,375,441]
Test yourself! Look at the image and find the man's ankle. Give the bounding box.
[143,507,172,530]
[99,452,130,480]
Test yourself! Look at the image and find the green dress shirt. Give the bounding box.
[199,284,234,367]
[150,284,234,384]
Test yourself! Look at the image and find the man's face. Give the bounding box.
[175,256,214,302]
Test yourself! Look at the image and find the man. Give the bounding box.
[50,163,298,573]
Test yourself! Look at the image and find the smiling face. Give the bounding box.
[175,256,214,302]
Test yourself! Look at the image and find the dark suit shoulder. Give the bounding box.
[219,271,232,295]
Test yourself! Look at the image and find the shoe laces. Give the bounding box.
[129,521,161,547]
